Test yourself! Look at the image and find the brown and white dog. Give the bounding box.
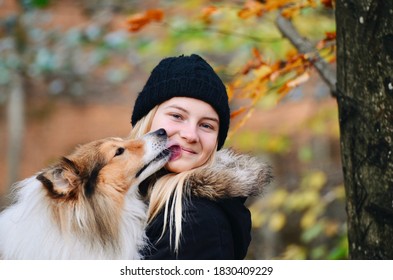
[0,128,171,259]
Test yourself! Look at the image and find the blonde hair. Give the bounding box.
[129,106,217,253]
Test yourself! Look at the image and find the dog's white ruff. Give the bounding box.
[0,176,147,260]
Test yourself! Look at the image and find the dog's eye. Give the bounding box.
[114,147,125,157]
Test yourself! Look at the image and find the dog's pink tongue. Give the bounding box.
[169,145,181,161]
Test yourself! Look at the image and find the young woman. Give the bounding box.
[129,54,272,259]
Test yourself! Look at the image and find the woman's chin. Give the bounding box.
[165,160,192,173]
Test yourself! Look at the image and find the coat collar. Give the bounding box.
[185,149,273,200]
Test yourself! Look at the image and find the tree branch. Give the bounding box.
[275,13,337,96]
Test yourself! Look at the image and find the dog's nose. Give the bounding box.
[155,128,167,137]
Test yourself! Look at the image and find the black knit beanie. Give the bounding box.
[131,54,230,150]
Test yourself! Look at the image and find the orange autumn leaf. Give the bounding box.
[265,0,301,13]
[316,31,336,49]
[230,106,249,119]
[239,0,289,19]
[241,47,266,75]
[276,72,310,99]
[270,58,308,83]
[270,60,284,73]
[286,71,310,88]
[267,60,287,82]
[238,0,264,19]
[277,83,291,95]
[127,14,148,32]
[127,9,164,32]
[305,0,318,9]
[252,47,263,61]
[228,107,255,138]
[278,53,309,74]
[321,0,335,8]
[285,48,298,60]
[270,70,281,82]
[242,60,263,75]
[201,5,219,24]
[281,6,300,19]
[226,84,235,102]
[253,64,273,84]
[324,31,336,41]
[146,9,164,21]
[278,0,317,18]
[328,55,337,63]
[237,1,318,21]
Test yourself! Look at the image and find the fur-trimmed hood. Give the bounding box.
[185,149,273,200]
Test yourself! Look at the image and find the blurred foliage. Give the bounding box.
[227,99,347,259]
[0,0,345,259]
[255,179,347,259]
[0,3,142,103]
[126,1,336,138]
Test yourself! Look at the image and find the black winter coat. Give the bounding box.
[143,196,251,259]
[140,149,273,260]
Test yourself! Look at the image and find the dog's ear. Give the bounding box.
[60,157,80,176]
[51,168,74,196]
[37,157,81,199]
[60,156,104,198]
[56,157,81,191]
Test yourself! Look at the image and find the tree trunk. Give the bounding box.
[336,0,393,259]
[6,71,25,189]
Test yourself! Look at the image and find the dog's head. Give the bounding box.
[37,128,170,201]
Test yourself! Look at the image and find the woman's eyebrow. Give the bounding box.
[164,105,188,113]
[203,117,219,124]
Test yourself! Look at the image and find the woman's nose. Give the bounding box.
[179,125,199,143]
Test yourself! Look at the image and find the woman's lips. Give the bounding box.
[168,145,181,161]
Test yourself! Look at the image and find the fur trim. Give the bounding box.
[186,149,273,200]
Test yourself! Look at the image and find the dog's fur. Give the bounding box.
[0,129,170,260]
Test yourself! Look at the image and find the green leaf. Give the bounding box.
[23,0,51,9]
[301,222,324,243]
[298,146,313,162]
[32,0,51,8]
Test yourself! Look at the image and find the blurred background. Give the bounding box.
[0,0,345,259]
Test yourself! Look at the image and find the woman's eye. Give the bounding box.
[114,147,125,157]
[170,113,182,120]
[201,123,214,130]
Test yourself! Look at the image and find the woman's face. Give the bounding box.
[150,97,219,173]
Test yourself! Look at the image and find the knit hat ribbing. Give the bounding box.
[131,54,230,150]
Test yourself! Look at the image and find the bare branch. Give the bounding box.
[275,13,337,96]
